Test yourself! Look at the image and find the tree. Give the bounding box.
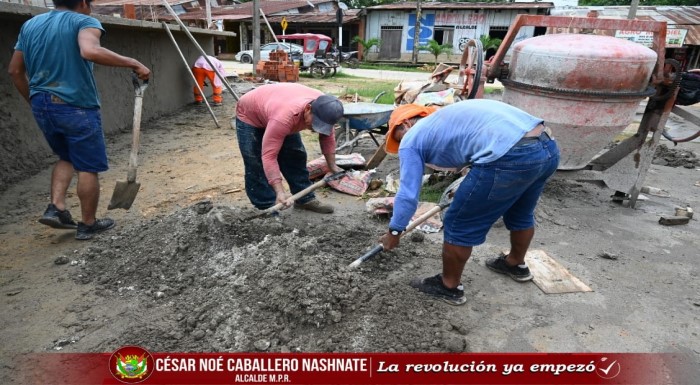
[479,35,502,52]
[418,39,453,64]
[352,36,381,61]
[479,35,502,60]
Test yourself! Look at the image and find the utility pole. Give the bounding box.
[205,0,212,29]
[411,0,422,64]
[253,0,260,74]
[628,0,639,19]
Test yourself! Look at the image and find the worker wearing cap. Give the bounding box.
[380,100,560,305]
[235,83,344,213]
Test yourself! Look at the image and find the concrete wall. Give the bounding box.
[0,2,234,190]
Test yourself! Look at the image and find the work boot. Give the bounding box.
[294,199,334,214]
[38,204,78,229]
[75,218,115,241]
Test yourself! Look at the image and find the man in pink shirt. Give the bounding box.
[192,55,226,106]
[235,83,344,213]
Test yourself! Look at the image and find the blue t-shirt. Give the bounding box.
[14,10,105,108]
[389,99,543,231]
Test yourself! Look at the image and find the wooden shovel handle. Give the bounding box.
[255,178,328,216]
[348,202,450,270]
[127,95,143,183]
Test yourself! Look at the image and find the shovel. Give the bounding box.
[245,171,347,220]
[108,74,149,210]
[348,201,451,270]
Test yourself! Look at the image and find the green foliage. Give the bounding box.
[418,39,453,64]
[344,82,397,104]
[358,63,425,72]
[579,0,698,4]
[352,37,381,61]
[479,35,503,52]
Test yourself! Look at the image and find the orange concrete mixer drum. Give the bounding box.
[501,33,658,170]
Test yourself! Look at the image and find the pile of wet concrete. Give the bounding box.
[70,202,469,353]
[653,144,700,168]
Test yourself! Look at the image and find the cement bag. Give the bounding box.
[412,202,443,233]
[414,88,455,106]
[366,197,394,215]
[327,170,373,196]
[307,153,366,180]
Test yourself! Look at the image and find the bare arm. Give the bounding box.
[8,51,30,103]
[323,152,343,173]
[78,28,150,80]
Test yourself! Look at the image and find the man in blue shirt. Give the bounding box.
[381,100,560,305]
[8,0,150,240]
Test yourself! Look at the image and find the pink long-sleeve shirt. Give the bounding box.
[236,83,336,186]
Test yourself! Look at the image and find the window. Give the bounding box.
[305,40,318,51]
[434,27,454,46]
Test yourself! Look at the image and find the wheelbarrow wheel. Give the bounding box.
[334,126,357,155]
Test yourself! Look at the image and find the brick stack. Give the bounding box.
[259,50,299,82]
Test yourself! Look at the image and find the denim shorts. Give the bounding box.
[442,134,560,247]
[30,92,108,173]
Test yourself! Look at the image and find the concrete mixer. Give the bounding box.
[466,15,685,207]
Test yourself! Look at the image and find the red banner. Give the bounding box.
[14,350,697,385]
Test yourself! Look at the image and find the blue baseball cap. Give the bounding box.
[310,95,344,136]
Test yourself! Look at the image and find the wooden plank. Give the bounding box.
[527,250,592,294]
[365,140,388,170]
[504,249,593,294]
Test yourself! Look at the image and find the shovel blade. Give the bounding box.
[108,180,141,210]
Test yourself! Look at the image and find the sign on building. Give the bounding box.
[614,28,688,48]
[406,13,435,49]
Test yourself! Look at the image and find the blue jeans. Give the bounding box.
[30,92,108,173]
[443,134,560,247]
[235,118,315,209]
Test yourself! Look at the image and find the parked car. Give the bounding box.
[235,42,304,64]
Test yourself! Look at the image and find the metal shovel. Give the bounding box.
[108,74,148,210]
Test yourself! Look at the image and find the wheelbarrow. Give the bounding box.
[335,99,395,155]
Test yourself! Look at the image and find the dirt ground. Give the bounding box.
[1,77,699,384]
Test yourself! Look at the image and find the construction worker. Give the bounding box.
[235,83,344,214]
[8,0,150,240]
[380,100,560,305]
[192,55,226,106]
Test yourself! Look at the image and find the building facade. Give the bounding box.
[360,2,554,63]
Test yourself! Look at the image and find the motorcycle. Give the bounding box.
[328,47,360,69]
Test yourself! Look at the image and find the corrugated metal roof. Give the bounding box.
[93,0,195,6]
[551,6,700,45]
[656,6,700,45]
[266,10,360,24]
[366,1,554,11]
[159,0,331,20]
